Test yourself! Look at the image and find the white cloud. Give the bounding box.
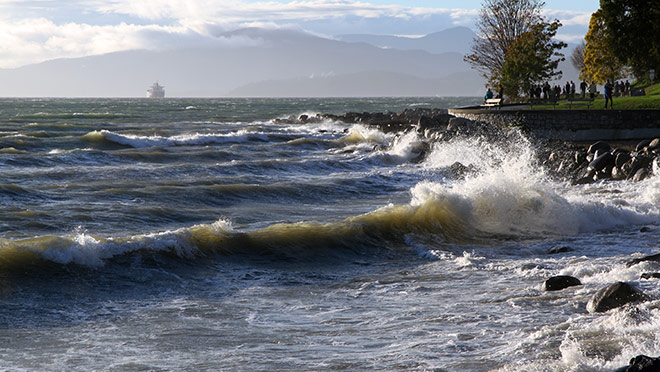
[0,1,589,69]
[0,18,261,68]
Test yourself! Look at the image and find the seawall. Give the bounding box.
[447,108,660,142]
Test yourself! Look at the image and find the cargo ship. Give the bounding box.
[147,82,165,98]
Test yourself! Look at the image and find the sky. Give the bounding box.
[0,0,600,69]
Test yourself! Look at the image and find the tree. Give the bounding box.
[571,40,586,72]
[581,10,625,84]
[499,21,566,98]
[465,0,566,99]
[600,0,660,81]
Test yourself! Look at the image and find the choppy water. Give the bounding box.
[0,97,659,371]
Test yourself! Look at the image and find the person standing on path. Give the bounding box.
[604,80,614,109]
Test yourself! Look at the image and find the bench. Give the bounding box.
[567,97,594,109]
[528,98,558,108]
[482,98,502,109]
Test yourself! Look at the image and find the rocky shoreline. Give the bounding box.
[279,107,660,371]
[276,107,660,184]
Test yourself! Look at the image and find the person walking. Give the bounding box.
[604,80,614,109]
[580,81,587,98]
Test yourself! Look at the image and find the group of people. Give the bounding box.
[484,79,633,109]
[528,82,574,101]
[602,80,631,109]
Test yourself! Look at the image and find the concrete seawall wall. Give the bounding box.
[447,109,660,141]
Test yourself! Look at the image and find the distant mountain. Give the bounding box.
[0,27,483,97]
[337,27,476,55]
[228,70,484,97]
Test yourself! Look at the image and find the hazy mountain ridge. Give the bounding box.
[336,26,476,55]
[0,27,486,97]
[228,70,484,97]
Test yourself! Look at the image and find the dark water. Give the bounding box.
[0,97,659,371]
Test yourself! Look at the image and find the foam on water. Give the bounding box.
[416,133,660,239]
[85,129,270,148]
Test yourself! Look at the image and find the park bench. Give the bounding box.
[482,98,502,109]
[567,97,594,109]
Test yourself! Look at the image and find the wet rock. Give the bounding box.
[627,253,660,267]
[449,162,477,179]
[619,355,660,372]
[588,152,615,175]
[543,275,581,291]
[632,168,650,182]
[586,282,650,313]
[446,117,479,134]
[640,226,652,233]
[611,166,626,180]
[573,175,594,185]
[548,246,573,254]
[641,272,660,280]
[648,138,660,151]
[588,141,610,155]
[626,156,653,180]
[615,151,632,168]
[636,139,653,152]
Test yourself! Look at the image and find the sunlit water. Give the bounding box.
[0,97,659,371]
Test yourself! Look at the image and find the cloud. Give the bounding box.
[0,1,590,68]
[0,18,261,68]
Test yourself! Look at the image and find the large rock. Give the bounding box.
[586,282,650,313]
[627,253,660,267]
[588,141,611,155]
[543,275,581,291]
[446,117,479,134]
[614,355,660,372]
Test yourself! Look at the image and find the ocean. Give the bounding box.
[0,97,658,371]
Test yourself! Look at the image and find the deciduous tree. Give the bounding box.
[600,0,660,81]
[571,41,586,72]
[465,0,566,99]
[581,10,625,84]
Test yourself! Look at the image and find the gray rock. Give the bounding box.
[632,167,650,182]
[588,141,610,155]
[543,275,581,291]
[446,117,478,134]
[640,273,660,280]
[628,253,660,267]
[586,282,650,313]
[621,355,660,372]
[636,139,653,152]
[548,246,573,254]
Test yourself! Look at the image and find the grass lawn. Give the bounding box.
[526,82,660,110]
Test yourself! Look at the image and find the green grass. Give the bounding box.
[526,82,660,110]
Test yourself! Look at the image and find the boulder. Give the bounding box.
[640,273,660,280]
[543,275,581,291]
[636,139,653,152]
[588,141,610,155]
[649,138,660,151]
[417,115,440,130]
[449,162,477,179]
[548,246,573,254]
[615,151,632,168]
[588,152,615,177]
[632,168,650,182]
[620,355,660,372]
[627,253,660,267]
[446,117,479,134]
[586,282,650,313]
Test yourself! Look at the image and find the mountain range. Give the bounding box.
[0,26,579,97]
